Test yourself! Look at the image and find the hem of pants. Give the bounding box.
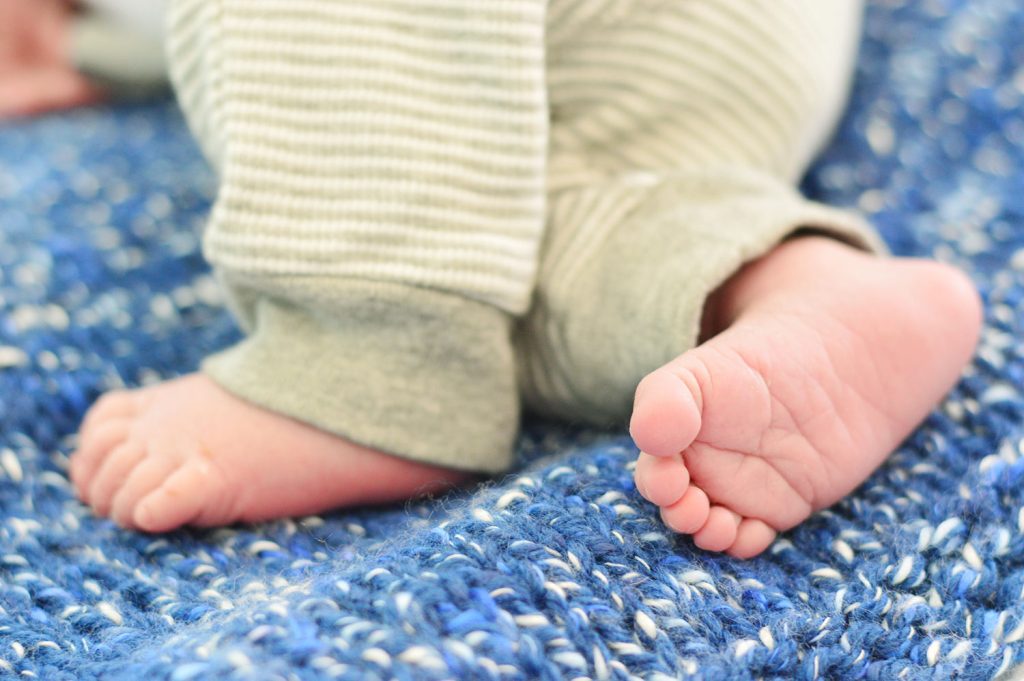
[203,278,519,473]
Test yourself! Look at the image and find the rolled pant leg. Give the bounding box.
[518,0,884,425]
[167,0,550,472]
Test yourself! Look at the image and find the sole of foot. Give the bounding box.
[630,238,982,558]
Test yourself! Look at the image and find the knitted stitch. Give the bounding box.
[0,1,1022,679]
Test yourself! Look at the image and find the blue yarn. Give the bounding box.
[0,1,1023,679]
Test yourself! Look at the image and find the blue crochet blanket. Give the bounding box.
[1,2,1022,679]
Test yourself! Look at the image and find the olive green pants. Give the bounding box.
[167,0,883,472]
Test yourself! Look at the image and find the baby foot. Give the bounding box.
[69,373,470,532]
[630,237,982,558]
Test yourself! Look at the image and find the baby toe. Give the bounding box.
[692,506,741,552]
[726,518,778,559]
[70,419,132,501]
[630,364,703,458]
[135,458,231,533]
[79,390,140,439]
[660,484,710,535]
[109,455,179,529]
[634,451,689,507]
[87,441,145,517]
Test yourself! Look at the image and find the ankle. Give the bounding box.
[700,236,863,337]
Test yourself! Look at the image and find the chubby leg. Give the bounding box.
[70,0,551,530]
[631,236,981,557]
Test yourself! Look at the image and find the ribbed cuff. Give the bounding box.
[203,279,519,473]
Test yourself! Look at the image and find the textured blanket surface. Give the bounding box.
[1,1,1023,679]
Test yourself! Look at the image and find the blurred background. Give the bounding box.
[1,0,168,119]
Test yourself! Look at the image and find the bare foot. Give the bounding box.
[630,237,982,558]
[69,374,471,532]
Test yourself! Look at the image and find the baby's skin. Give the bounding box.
[69,236,982,556]
[0,0,105,119]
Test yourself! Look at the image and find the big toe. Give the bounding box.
[630,364,703,458]
[70,419,132,502]
[79,390,141,440]
[87,441,145,516]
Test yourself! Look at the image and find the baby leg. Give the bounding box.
[70,0,551,530]
[519,0,982,556]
